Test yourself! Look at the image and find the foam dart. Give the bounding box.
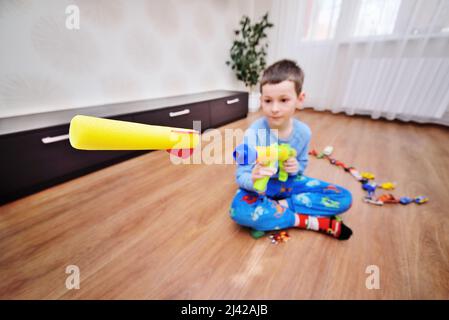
[69,115,199,158]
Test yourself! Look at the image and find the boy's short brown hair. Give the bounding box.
[260,59,304,95]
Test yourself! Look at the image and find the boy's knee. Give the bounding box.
[230,204,265,231]
[230,190,258,223]
[232,189,257,206]
[338,186,353,211]
[230,196,281,231]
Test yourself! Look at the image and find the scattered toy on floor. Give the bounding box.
[269,231,290,244]
[309,146,429,207]
[250,229,266,239]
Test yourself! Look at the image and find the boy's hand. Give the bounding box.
[252,163,277,184]
[283,157,299,174]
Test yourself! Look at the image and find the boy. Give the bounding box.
[230,59,353,240]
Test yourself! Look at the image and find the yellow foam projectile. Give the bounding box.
[69,115,199,151]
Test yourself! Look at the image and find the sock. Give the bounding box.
[295,214,352,240]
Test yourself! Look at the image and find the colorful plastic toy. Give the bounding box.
[349,167,363,180]
[377,193,399,204]
[380,182,396,190]
[399,197,413,205]
[415,196,429,204]
[233,143,297,192]
[250,230,266,239]
[323,146,334,156]
[269,231,290,244]
[361,172,375,180]
[362,182,377,197]
[309,146,429,207]
[364,196,383,206]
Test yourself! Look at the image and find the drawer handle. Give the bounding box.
[227,98,240,105]
[41,134,69,144]
[169,109,190,117]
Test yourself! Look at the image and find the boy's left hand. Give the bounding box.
[283,157,299,174]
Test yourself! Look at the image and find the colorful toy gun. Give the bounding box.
[69,115,199,158]
[233,143,297,192]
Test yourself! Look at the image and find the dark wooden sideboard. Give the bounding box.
[0,90,248,204]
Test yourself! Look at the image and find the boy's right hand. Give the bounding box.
[251,163,277,184]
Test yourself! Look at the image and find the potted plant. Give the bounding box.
[226,13,274,112]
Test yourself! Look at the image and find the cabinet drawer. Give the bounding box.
[132,102,210,132]
[0,114,135,202]
[210,93,248,127]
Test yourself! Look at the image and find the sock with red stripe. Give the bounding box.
[294,214,352,240]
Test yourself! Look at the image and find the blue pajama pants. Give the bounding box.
[229,174,352,231]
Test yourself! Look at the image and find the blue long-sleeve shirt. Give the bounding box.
[235,117,311,192]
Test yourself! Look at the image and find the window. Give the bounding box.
[303,0,342,40]
[353,0,401,37]
[408,0,449,35]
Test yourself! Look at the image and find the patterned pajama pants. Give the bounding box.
[229,174,352,231]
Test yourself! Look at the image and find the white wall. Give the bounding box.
[0,0,256,118]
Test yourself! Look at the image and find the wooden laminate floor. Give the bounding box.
[1,109,449,299]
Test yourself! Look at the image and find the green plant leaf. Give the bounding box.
[226,12,274,88]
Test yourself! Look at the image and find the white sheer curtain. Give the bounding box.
[268,0,449,125]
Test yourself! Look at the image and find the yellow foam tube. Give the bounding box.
[69,115,199,150]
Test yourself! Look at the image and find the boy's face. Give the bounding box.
[260,80,305,129]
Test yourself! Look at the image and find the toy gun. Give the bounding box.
[233,143,297,192]
[69,115,199,158]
